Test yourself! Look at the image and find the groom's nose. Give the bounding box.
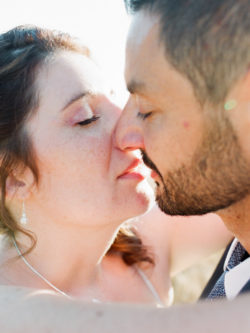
[114,98,145,152]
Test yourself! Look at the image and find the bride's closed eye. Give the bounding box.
[77,115,100,126]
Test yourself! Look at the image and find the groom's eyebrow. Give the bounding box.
[127,80,146,96]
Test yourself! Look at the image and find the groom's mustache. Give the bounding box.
[140,150,163,181]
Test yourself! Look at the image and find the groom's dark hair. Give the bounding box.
[124,0,250,106]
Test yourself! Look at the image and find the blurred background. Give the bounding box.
[172,250,223,304]
[0,0,130,105]
[1,0,222,304]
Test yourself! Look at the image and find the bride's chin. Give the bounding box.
[113,179,156,222]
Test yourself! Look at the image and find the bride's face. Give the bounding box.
[26,51,154,227]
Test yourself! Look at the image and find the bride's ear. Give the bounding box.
[5,166,35,201]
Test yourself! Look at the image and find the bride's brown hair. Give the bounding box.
[0,25,153,266]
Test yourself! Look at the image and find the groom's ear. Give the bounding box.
[5,165,35,201]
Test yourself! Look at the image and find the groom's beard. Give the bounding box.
[141,115,250,216]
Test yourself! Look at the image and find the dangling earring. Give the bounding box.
[20,201,28,225]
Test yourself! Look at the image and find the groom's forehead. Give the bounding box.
[125,11,163,87]
[126,10,159,49]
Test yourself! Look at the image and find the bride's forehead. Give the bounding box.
[36,52,110,101]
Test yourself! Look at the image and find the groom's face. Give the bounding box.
[115,11,250,216]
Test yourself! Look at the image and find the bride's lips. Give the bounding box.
[119,172,145,180]
[117,159,146,181]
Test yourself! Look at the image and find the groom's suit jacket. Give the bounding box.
[200,240,250,299]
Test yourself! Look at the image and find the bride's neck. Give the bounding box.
[11,212,121,297]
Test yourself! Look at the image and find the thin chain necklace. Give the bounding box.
[12,236,72,298]
[12,236,101,303]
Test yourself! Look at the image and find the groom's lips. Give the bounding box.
[140,150,162,184]
[150,170,161,187]
[151,170,159,179]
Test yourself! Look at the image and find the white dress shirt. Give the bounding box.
[224,238,250,300]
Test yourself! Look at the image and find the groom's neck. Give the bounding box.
[218,195,250,253]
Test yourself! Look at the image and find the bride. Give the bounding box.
[0,25,231,307]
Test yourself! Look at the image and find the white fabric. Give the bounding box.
[223,238,239,271]
[224,239,250,300]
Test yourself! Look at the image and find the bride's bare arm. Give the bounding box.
[0,285,249,333]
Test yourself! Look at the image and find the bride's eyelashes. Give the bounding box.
[77,115,100,126]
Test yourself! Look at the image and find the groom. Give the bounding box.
[115,0,250,300]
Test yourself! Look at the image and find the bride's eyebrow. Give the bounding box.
[61,91,93,111]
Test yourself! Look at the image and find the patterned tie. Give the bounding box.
[207,242,247,299]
